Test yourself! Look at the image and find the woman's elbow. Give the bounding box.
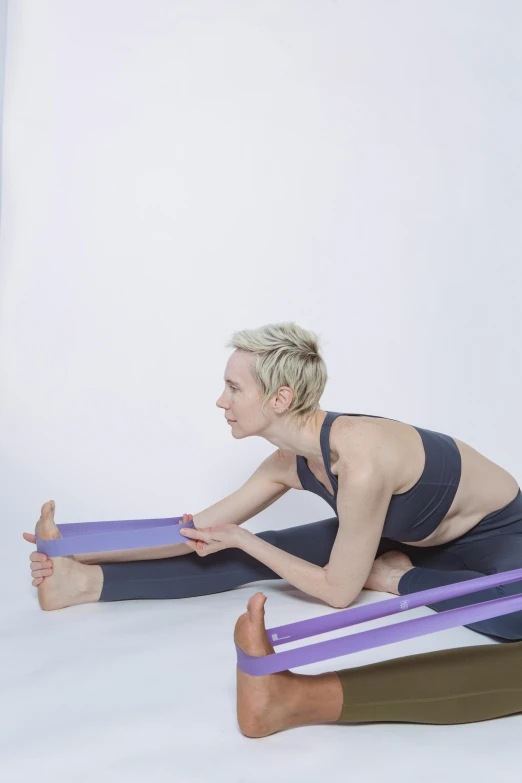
[327,592,356,610]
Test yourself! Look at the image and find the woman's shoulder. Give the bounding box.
[332,414,414,480]
[331,415,384,467]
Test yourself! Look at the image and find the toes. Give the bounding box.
[37,501,62,540]
[41,500,56,518]
[247,592,267,619]
[235,594,269,647]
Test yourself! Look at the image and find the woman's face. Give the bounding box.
[216,351,260,433]
[216,350,252,428]
[216,350,291,436]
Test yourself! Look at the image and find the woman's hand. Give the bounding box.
[179,520,241,557]
[23,531,54,586]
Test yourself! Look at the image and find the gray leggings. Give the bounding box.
[99,489,522,642]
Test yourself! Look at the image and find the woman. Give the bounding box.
[25,321,522,733]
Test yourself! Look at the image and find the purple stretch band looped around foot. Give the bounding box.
[236,568,522,675]
[35,517,196,556]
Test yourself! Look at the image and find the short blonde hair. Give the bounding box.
[225,321,328,430]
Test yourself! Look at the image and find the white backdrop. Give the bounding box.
[2,2,522,781]
[0,0,5,218]
[1,0,521,533]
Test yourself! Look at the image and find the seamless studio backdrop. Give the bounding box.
[1,2,522,782]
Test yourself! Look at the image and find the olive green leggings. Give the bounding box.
[335,639,522,724]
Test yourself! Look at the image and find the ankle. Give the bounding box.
[290,672,344,725]
[83,563,104,602]
[389,566,414,595]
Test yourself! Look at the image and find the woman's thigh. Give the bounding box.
[262,515,339,566]
[455,531,522,581]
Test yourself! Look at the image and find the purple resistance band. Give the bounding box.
[35,517,196,556]
[236,568,522,675]
[34,517,522,677]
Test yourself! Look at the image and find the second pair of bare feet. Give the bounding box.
[23,500,415,737]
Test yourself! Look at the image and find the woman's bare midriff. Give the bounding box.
[279,416,520,548]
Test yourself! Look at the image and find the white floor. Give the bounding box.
[4,545,520,783]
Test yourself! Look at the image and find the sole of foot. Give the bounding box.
[33,500,98,611]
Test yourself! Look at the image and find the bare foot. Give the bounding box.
[234,592,343,737]
[363,550,414,594]
[23,501,82,584]
[29,500,102,610]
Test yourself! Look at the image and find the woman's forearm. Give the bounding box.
[236,527,334,605]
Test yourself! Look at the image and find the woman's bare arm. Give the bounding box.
[79,450,290,564]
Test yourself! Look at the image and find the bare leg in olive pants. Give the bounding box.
[234,592,522,738]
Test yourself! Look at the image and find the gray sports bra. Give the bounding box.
[296,411,462,542]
